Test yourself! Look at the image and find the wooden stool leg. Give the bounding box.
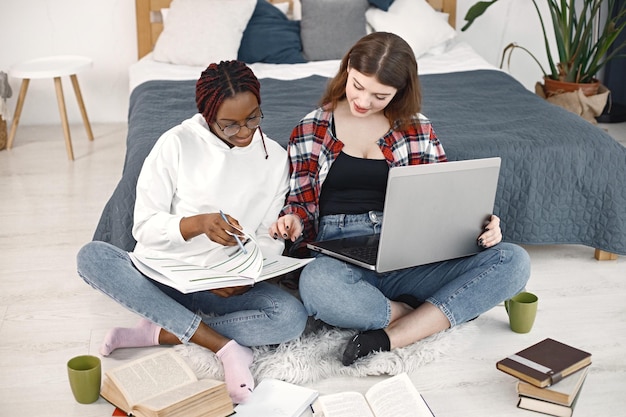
[7,78,30,149]
[70,74,94,141]
[53,76,75,161]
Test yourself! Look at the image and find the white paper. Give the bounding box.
[234,378,319,417]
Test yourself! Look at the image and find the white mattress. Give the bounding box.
[128,40,497,93]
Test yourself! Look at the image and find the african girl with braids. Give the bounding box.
[77,60,307,403]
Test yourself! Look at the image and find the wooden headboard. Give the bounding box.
[135,0,458,59]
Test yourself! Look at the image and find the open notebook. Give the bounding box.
[307,157,501,272]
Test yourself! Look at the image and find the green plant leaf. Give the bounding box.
[463,0,626,84]
[461,0,500,31]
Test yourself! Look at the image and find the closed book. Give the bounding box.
[516,366,589,406]
[233,378,318,417]
[497,338,591,387]
[517,396,575,417]
[517,377,586,417]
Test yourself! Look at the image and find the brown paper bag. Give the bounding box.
[536,83,610,124]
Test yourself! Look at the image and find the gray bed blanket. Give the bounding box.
[93,69,626,255]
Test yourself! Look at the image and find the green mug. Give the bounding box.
[504,291,538,333]
[67,355,101,404]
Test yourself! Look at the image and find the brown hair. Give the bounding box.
[195,60,261,125]
[320,32,421,129]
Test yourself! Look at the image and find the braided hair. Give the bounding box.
[195,60,261,126]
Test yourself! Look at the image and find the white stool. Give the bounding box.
[7,55,94,160]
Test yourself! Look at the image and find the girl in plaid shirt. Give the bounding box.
[270,33,530,366]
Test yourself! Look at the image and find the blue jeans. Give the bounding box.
[299,212,531,330]
[76,241,308,346]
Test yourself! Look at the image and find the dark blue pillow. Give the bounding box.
[238,0,306,64]
[368,0,395,11]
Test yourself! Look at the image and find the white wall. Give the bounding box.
[0,0,137,125]
[0,0,553,126]
[457,0,556,93]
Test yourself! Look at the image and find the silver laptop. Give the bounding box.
[306,157,501,272]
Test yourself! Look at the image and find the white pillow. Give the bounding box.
[271,1,290,16]
[153,0,256,66]
[365,0,456,58]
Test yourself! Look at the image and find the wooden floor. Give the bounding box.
[0,122,625,416]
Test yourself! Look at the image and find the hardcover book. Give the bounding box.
[100,349,233,417]
[516,366,589,406]
[517,376,587,417]
[497,338,591,388]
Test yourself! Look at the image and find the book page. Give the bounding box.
[259,256,314,281]
[134,378,225,413]
[105,350,198,406]
[239,232,313,281]
[233,378,318,417]
[129,253,257,292]
[314,392,376,417]
[365,373,434,417]
[129,230,312,293]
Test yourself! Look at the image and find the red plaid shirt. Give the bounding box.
[280,107,447,249]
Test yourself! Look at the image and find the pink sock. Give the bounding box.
[216,340,254,404]
[100,318,161,356]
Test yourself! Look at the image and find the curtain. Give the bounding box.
[600,0,626,121]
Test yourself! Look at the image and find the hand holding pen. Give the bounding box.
[219,210,248,254]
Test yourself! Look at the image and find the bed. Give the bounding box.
[94,0,626,261]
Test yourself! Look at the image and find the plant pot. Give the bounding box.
[543,77,600,97]
[535,81,610,124]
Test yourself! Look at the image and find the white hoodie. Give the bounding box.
[133,113,288,267]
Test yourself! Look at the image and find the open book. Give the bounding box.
[100,349,233,417]
[311,373,435,417]
[129,230,313,293]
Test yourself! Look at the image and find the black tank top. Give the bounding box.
[319,151,389,216]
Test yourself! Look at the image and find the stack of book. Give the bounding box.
[496,338,592,417]
[516,367,589,417]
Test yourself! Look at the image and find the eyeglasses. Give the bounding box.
[215,110,264,137]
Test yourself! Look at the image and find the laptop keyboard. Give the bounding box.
[343,245,378,264]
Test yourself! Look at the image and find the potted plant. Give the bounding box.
[461,0,626,98]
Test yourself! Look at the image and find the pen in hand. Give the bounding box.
[219,210,247,254]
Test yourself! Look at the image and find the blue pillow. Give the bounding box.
[238,0,306,64]
[368,0,395,11]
